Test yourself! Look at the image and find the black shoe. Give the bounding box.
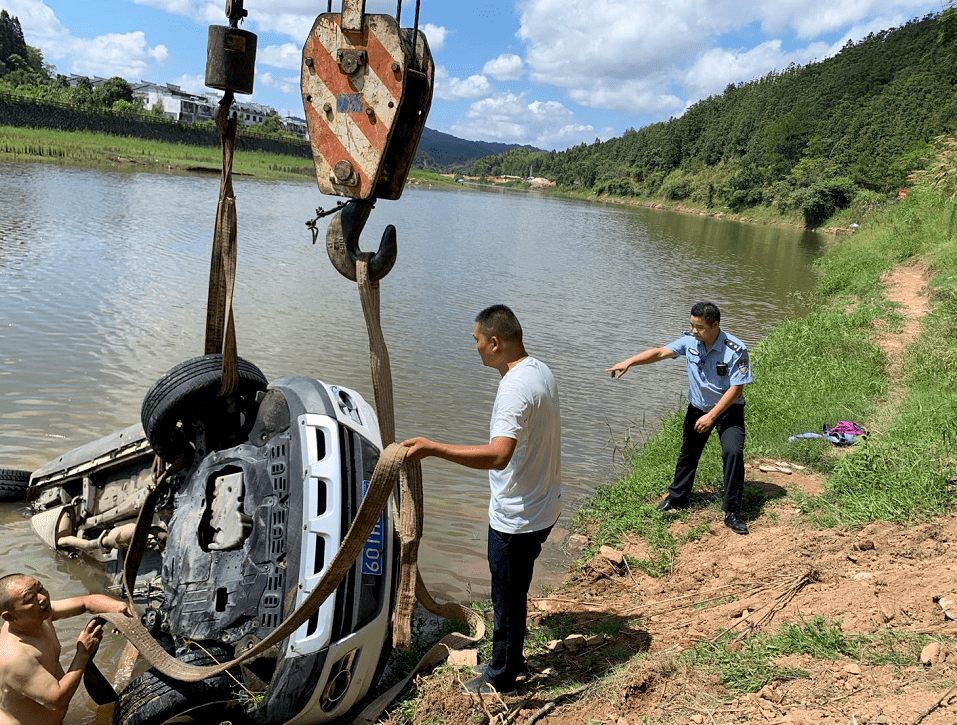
[656,497,685,512]
[724,512,749,535]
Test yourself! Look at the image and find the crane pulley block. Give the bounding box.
[301,0,434,200]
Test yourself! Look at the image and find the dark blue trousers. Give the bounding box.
[485,523,553,691]
[667,403,746,514]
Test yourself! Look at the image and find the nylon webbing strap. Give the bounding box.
[101,441,409,681]
[205,91,240,395]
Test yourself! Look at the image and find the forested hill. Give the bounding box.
[472,12,957,226]
[415,127,536,169]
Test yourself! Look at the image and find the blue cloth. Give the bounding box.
[666,329,753,411]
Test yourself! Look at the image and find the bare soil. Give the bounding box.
[384,265,957,725]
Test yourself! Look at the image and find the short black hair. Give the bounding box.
[0,573,29,613]
[690,301,720,325]
[475,304,523,343]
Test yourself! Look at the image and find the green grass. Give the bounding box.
[577,141,957,554]
[681,616,927,694]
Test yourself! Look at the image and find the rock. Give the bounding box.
[586,633,610,647]
[563,634,586,654]
[567,534,589,551]
[844,663,862,676]
[600,545,625,567]
[920,642,941,666]
[879,604,896,622]
[857,539,875,550]
[850,572,874,580]
[447,649,478,667]
[758,684,783,703]
[938,596,957,620]
[546,639,564,653]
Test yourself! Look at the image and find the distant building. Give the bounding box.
[130,81,218,123]
[234,99,275,127]
[280,115,309,140]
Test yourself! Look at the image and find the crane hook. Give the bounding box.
[325,199,397,282]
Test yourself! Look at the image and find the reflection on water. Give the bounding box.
[0,162,822,619]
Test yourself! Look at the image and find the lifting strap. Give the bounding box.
[106,262,484,718]
[204,91,240,395]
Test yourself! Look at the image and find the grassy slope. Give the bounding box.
[0,125,462,189]
[577,142,957,571]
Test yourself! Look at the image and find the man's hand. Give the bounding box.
[694,414,716,433]
[400,437,435,462]
[75,618,104,661]
[606,362,630,378]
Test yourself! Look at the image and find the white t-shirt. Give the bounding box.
[488,356,562,533]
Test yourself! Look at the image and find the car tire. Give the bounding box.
[0,468,31,502]
[112,644,242,725]
[141,354,268,461]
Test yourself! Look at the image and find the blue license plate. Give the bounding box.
[360,479,384,576]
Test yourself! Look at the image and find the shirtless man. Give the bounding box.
[0,574,130,725]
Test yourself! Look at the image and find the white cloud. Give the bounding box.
[421,23,447,52]
[450,91,599,149]
[482,54,523,80]
[170,72,209,95]
[512,0,939,131]
[433,65,492,101]
[258,42,302,71]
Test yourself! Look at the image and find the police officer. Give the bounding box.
[607,301,753,534]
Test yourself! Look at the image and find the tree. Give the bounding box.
[93,77,133,108]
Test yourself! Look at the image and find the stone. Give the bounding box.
[938,596,957,620]
[844,663,862,676]
[600,545,625,567]
[563,634,586,654]
[920,642,941,666]
[567,534,589,551]
[586,633,610,647]
[546,639,564,652]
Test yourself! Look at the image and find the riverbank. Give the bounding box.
[0,125,462,191]
[377,143,957,723]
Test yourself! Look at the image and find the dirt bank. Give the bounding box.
[383,265,957,725]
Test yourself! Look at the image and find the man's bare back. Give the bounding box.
[0,575,128,725]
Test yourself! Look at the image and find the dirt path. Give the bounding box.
[389,263,953,725]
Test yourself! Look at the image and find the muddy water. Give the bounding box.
[0,162,823,718]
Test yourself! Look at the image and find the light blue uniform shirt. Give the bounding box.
[666,329,753,411]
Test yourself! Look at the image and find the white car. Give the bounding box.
[28,354,397,725]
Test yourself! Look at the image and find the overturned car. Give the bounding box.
[27,354,397,725]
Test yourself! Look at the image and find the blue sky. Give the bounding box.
[2,0,946,151]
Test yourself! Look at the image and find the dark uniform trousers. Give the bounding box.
[667,403,746,514]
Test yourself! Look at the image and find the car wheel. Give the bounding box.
[0,468,30,502]
[112,644,244,725]
[141,354,268,461]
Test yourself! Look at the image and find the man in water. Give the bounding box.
[402,304,562,695]
[0,573,130,725]
[607,301,753,534]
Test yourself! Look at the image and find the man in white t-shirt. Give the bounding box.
[402,304,561,696]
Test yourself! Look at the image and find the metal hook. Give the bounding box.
[325,199,397,282]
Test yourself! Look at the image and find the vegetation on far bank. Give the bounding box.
[469,12,957,229]
[376,134,957,725]
[577,134,957,572]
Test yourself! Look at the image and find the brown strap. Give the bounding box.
[101,441,410,681]
[205,90,239,395]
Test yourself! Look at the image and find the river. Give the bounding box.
[0,161,823,618]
